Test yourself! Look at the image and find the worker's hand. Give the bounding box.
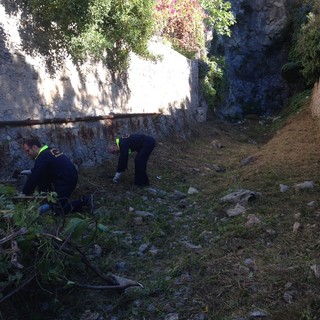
[20,170,32,175]
[113,172,122,183]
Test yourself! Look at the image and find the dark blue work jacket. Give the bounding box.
[117,134,155,172]
[23,147,78,197]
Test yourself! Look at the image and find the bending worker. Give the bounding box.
[108,133,156,187]
[22,138,93,215]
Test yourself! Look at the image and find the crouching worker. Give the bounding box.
[108,134,156,187]
[21,138,94,215]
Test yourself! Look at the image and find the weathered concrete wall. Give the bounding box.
[0,113,192,177]
[0,2,201,177]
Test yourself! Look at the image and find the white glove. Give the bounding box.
[113,172,122,183]
[20,170,32,175]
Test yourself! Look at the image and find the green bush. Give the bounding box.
[292,12,320,85]
[288,1,320,86]
[154,0,235,59]
[200,56,225,110]
[27,0,156,71]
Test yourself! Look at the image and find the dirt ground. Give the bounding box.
[3,102,320,320]
[69,102,320,320]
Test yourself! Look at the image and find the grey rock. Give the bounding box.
[279,184,289,192]
[220,189,261,205]
[241,155,256,166]
[115,262,126,272]
[164,313,179,320]
[227,203,246,217]
[294,181,314,190]
[172,190,187,199]
[248,310,268,318]
[134,210,155,218]
[138,243,149,254]
[188,187,199,194]
[212,164,226,172]
[147,304,157,313]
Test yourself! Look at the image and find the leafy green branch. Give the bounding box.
[0,187,113,304]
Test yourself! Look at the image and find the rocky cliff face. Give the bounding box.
[215,0,299,118]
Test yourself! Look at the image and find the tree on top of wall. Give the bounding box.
[24,0,156,71]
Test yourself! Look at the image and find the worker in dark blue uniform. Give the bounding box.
[108,134,156,187]
[22,138,94,215]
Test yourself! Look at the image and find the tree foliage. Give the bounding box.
[23,0,235,70]
[201,0,235,37]
[154,0,235,58]
[288,0,320,85]
[200,56,226,110]
[26,0,156,70]
[292,12,320,85]
[153,0,234,111]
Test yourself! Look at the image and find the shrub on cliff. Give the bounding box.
[288,1,320,86]
[154,0,235,59]
[292,11,320,85]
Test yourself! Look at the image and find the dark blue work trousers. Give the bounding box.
[134,138,156,186]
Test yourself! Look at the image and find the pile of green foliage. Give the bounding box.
[0,185,108,315]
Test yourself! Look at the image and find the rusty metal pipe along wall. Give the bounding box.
[0,113,159,128]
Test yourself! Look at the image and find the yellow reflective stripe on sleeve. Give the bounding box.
[35,145,49,159]
[116,138,131,154]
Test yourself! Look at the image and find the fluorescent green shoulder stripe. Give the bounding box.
[35,145,49,159]
[116,137,131,154]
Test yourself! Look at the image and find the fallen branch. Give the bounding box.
[41,232,144,290]
[0,272,37,304]
[0,227,28,245]
[73,275,144,291]
[75,246,119,285]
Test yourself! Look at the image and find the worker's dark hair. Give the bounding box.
[23,138,41,148]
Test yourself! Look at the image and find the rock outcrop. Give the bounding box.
[215,0,300,118]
